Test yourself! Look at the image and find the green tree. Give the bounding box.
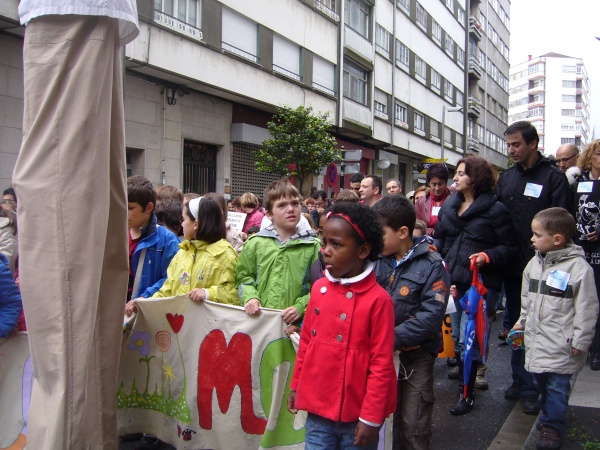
[256,105,342,193]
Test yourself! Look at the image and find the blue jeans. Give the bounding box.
[305,413,379,450]
[533,373,571,436]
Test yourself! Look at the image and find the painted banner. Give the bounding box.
[119,296,305,449]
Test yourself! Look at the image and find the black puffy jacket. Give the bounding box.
[374,236,450,356]
[434,190,516,290]
[495,154,572,273]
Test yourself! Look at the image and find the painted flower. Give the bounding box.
[166,313,184,334]
[163,361,176,382]
[155,330,171,352]
[127,331,151,356]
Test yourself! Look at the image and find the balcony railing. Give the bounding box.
[312,82,335,97]
[467,97,481,117]
[154,10,203,41]
[469,16,483,40]
[468,56,482,79]
[467,137,480,152]
[273,64,301,82]
[222,42,259,63]
[315,0,340,22]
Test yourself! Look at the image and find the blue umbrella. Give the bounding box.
[459,259,489,398]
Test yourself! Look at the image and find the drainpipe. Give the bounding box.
[337,1,345,128]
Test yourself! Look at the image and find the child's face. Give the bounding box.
[267,196,301,234]
[381,225,403,257]
[531,219,560,254]
[181,207,198,240]
[306,202,315,212]
[321,218,369,279]
[128,202,153,229]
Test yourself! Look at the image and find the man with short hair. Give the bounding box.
[349,172,364,194]
[495,121,572,415]
[385,178,402,196]
[359,174,383,207]
[555,143,579,172]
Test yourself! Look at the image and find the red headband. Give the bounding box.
[327,212,366,241]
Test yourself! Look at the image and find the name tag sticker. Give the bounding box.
[432,206,441,217]
[524,183,543,198]
[546,270,570,291]
[577,182,594,193]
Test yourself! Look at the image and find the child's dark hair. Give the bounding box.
[127,175,156,210]
[327,202,383,261]
[185,197,226,243]
[533,207,576,242]
[155,199,183,236]
[247,226,260,235]
[372,195,416,236]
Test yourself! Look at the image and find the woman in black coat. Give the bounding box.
[434,155,516,415]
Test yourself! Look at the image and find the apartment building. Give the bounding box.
[0,0,511,195]
[509,53,591,154]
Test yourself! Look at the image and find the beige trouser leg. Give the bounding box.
[13,15,128,450]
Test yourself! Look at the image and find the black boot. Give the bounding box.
[450,363,477,416]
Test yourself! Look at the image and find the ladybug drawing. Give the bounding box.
[182,429,197,441]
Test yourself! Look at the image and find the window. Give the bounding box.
[561,109,575,116]
[445,0,454,10]
[562,94,576,102]
[430,119,439,139]
[561,137,575,145]
[561,124,575,131]
[432,19,442,43]
[456,90,463,107]
[273,35,300,80]
[456,133,463,150]
[374,89,388,118]
[416,3,428,29]
[414,112,425,132]
[396,40,409,68]
[345,0,369,38]
[532,121,544,134]
[528,107,544,117]
[343,61,368,105]
[562,65,576,73]
[415,55,427,82]
[457,8,465,25]
[313,56,336,96]
[562,80,576,88]
[445,35,455,56]
[531,94,544,103]
[222,8,258,62]
[395,102,407,126]
[444,80,453,102]
[457,47,465,67]
[374,101,386,114]
[528,63,543,75]
[431,69,441,92]
[397,0,410,13]
[479,12,486,32]
[155,0,201,28]
[375,24,390,56]
[444,126,452,145]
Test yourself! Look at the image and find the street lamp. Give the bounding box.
[441,106,464,163]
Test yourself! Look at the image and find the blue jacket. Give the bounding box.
[131,215,181,298]
[0,254,22,338]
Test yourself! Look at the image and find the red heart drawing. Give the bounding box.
[166,313,184,334]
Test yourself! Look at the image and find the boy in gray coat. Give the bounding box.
[513,207,598,450]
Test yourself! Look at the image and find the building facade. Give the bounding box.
[508,53,591,154]
[0,0,510,195]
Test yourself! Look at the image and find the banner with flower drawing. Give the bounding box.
[118,296,307,450]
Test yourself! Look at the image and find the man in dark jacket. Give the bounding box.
[373,196,449,450]
[495,121,572,414]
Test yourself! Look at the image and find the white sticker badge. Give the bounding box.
[524,182,543,198]
[431,206,441,217]
[577,182,594,193]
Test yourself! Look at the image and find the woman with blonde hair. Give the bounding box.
[568,139,600,370]
[240,192,264,234]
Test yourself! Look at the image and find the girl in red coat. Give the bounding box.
[288,202,397,449]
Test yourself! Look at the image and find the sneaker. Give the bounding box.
[448,366,460,379]
[522,397,541,415]
[474,375,489,390]
[536,425,562,450]
[504,383,520,400]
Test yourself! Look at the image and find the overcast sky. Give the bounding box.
[509,0,600,147]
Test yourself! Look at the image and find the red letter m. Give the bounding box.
[197,330,267,434]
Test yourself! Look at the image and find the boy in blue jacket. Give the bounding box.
[126,176,180,303]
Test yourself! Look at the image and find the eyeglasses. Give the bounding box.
[556,155,577,164]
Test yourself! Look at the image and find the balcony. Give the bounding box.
[528,83,545,94]
[467,137,480,152]
[467,97,481,118]
[344,26,374,64]
[468,56,482,80]
[469,16,483,40]
[315,0,340,22]
[154,10,203,42]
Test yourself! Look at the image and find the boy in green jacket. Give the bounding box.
[235,180,320,327]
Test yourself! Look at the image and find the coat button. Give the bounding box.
[336,335,342,342]
[312,329,316,336]
[340,313,347,321]
[315,308,320,315]
[320,286,327,294]
[346,292,353,299]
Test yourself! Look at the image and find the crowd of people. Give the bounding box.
[2,120,600,450]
